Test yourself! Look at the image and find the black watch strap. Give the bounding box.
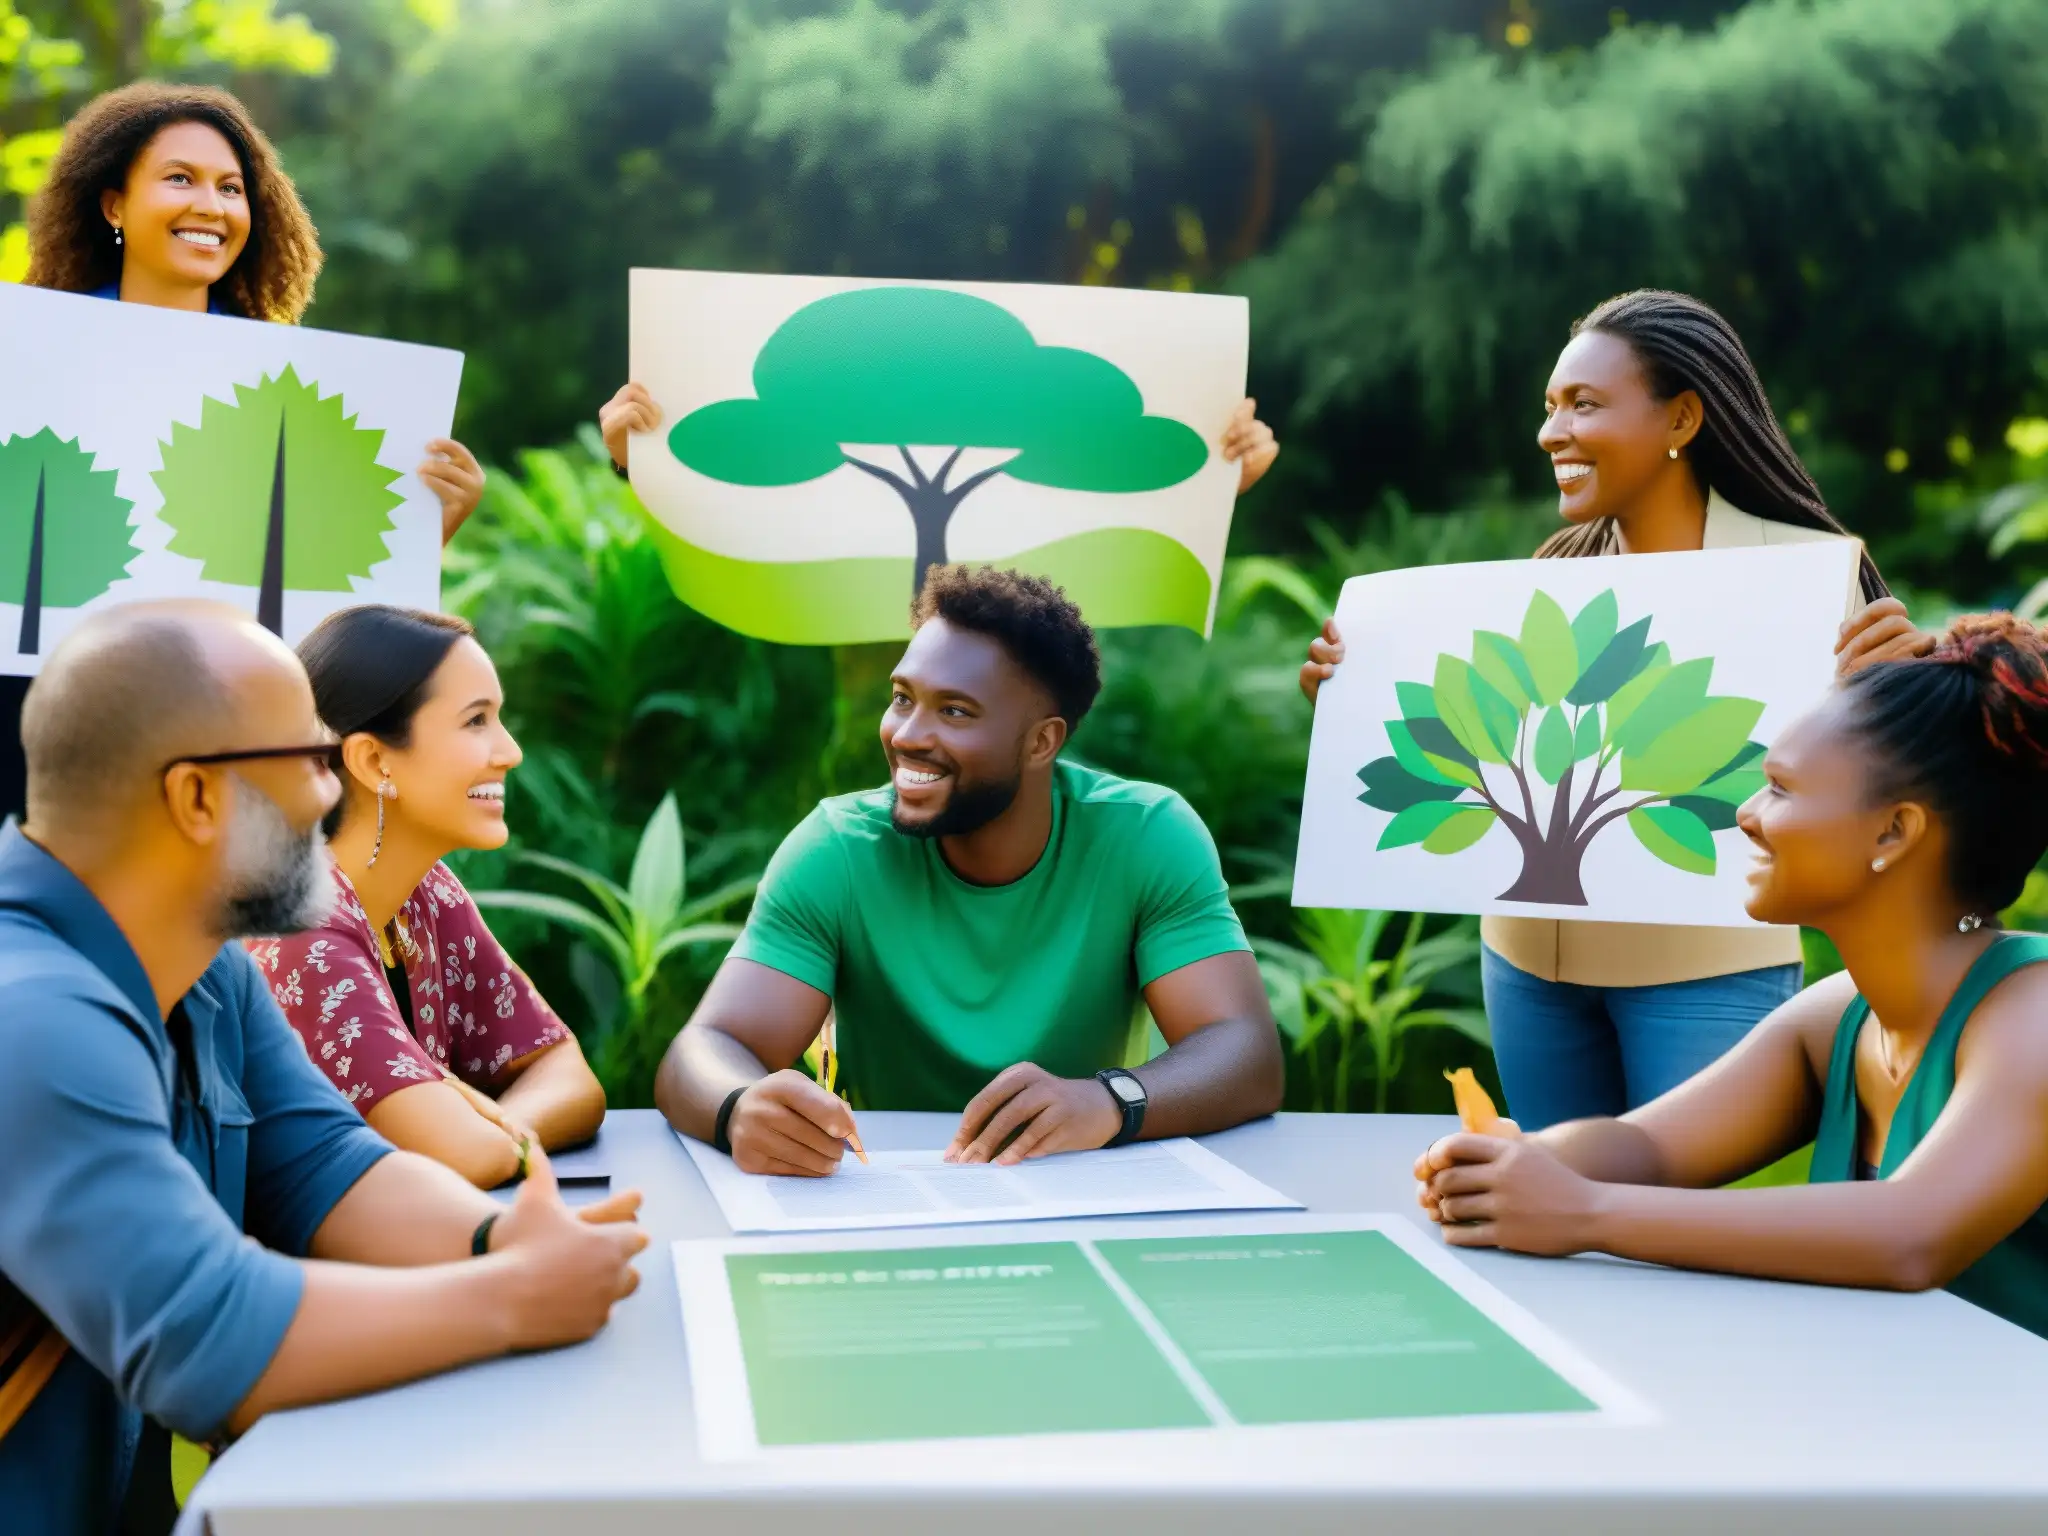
[712,1085,747,1154]
[1095,1068,1147,1147]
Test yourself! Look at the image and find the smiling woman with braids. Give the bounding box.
[1416,615,2048,1338]
[1304,290,1932,1130]
[0,82,487,823]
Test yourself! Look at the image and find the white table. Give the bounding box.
[180,1110,2048,1535]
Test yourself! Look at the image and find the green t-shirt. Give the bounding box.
[731,760,1251,1111]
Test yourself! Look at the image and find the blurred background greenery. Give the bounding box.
[7,0,2048,1115]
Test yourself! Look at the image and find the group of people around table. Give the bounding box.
[3,79,2048,1536]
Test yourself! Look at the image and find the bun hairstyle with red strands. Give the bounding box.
[1847,613,2048,915]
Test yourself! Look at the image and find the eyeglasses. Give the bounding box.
[161,743,338,774]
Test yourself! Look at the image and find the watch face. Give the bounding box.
[1110,1076,1144,1104]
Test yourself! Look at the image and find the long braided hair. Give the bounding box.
[1535,290,1888,605]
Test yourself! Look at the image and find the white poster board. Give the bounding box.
[628,268,1249,645]
[1293,543,1858,927]
[0,282,460,673]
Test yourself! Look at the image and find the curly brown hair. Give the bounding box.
[24,81,322,323]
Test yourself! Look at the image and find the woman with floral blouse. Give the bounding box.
[248,605,605,1186]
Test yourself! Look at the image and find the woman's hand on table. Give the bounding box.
[1299,617,1344,704]
[1415,1125,1612,1257]
[600,382,663,473]
[1836,597,1935,680]
[420,438,486,545]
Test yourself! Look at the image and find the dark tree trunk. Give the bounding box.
[1496,846,1590,906]
[904,482,957,598]
[18,466,45,655]
[257,418,287,635]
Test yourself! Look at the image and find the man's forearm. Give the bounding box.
[1130,1014,1284,1140]
[309,1149,499,1267]
[228,1255,517,1435]
[654,1024,773,1141]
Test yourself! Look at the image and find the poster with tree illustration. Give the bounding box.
[628,269,1248,644]
[1293,543,1861,928]
[0,282,460,675]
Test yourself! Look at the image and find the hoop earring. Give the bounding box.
[369,779,391,868]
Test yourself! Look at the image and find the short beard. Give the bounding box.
[217,775,336,939]
[891,770,1022,841]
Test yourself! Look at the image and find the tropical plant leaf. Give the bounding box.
[1467,669,1523,760]
[1395,679,1439,720]
[648,922,745,967]
[1611,657,1714,756]
[1567,616,1653,706]
[1217,555,1330,627]
[511,850,631,932]
[678,874,761,925]
[1471,631,1537,712]
[1570,589,1619,665]
[628,793,686,935]
[1669,793,1740,832]
[1628,804,1718,875]
[1621,696,1767,794]
[471,890,635,980]
[1420,806,1498,854]
[1572,706,1603,761]
[1251,944,1314,1044]
[1533,705,1574,784]
[1358,756,1466,813]
[1386,719,1465,787]
[1378,799,1474,850]
[1517,590,1578,706]
[1406,1007,1494,1047]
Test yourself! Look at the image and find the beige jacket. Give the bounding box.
[1482,493,1862,987]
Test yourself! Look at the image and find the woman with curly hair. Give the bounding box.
[0,81,487,821]
[1417,613,2048,1340]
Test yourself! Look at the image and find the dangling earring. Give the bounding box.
[1959,913,1983,934]
[369,778,391,868]
[1668,446,1679,460]
[113,224,123,246]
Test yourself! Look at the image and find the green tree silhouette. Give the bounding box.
[154,366,405,634]
[1357,589,1768,906]
[0,429,136,655]
[668,286,1210,594]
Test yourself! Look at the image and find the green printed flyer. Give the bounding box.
[681,1219,1611,1456]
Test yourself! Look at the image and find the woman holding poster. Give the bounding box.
[1303,290,1935,1131]
[0,82,487,821]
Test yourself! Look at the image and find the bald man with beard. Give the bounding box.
[0,603,647,1536]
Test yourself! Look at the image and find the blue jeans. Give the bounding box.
[1481,946,1802,1131]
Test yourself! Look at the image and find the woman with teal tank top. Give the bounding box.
[1414,613,2048,1339]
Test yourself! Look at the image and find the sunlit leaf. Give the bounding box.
[628,793,686,933]
[1612,657,1713,756]
[1467,669,1522,759]
[1386,719,1465,787]
[1377,799,1474,849]
[1572,706,1603,761]
[1570,589,1618,667]
[1433,653,1508,764]
[1395,679,1439,719]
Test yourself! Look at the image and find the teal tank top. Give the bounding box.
[1810,934,2048,1338]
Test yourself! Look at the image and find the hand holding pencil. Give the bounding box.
[723,1068,865,1178]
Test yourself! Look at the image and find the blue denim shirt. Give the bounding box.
[0,826,390,1534]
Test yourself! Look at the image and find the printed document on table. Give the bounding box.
[679,1134,1304,1233]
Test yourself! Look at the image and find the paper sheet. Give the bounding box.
[679,1134,1303,1234]
[674,1215,1651,1465]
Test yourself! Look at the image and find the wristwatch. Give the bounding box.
[1095,1068,1148,1147]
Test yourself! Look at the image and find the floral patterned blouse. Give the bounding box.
[247,863,569,1112]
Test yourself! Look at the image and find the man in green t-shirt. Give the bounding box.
[654,566,1284,1175]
